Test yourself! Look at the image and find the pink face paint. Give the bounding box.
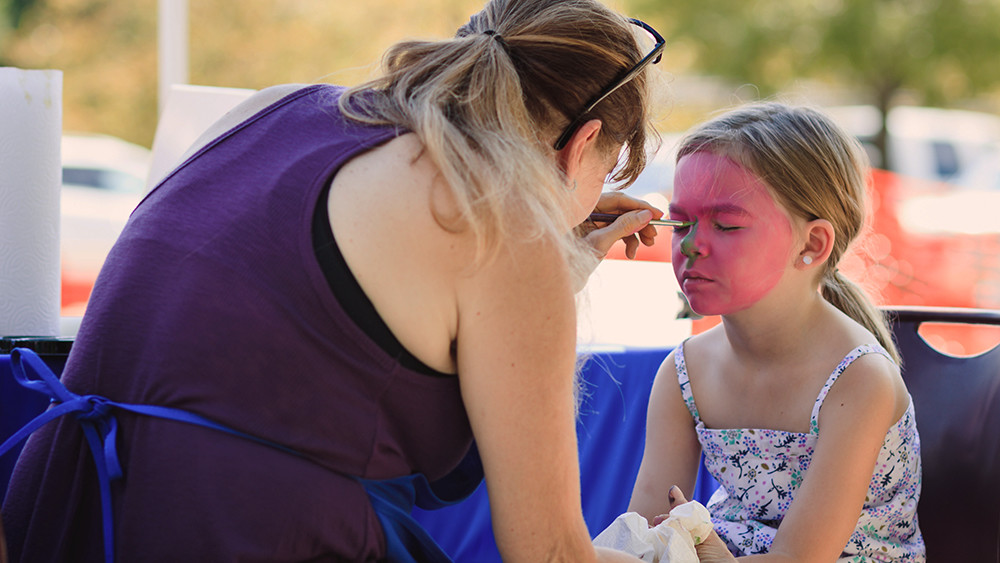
[670,151,797,316]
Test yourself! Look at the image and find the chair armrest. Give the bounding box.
[883,306,1000,326]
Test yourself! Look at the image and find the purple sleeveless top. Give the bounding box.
[3,84,474,561]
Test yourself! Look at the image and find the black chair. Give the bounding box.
[886,306,1000,562]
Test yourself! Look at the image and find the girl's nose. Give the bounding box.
[679,221,704,266]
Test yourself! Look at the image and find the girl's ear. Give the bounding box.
[556,119,603,179]
[798,218,835,269]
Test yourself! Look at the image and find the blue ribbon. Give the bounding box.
[1,348,483,562]
[0,348,306,563]
[360,442,483,563]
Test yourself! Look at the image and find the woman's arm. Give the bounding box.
[454,231,642,562]
[628,351,703,523]
[741,353,906,562]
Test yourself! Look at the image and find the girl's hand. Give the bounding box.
[655,486,736,563]
[579,191,663,259]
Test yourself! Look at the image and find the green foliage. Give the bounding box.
[627,0,1000,167]
[2,0,1000,150]
[2,0,483,146]
[3,0,37,27]
[820,0,1000,105]
[632,0,1000,104]
[0,0,38,64]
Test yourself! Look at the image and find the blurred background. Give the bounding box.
[2,0,999,352]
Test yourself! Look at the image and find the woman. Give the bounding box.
[3,0,666,560]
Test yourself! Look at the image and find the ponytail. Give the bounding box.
[363,34,559,260]
[822,270,900,365]
[336,0,656,278]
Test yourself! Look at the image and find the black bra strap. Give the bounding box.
[312,183,450,377]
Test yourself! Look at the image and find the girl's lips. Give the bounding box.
[682,270,712,282]
[681,270,714,292]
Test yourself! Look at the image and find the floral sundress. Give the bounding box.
[676,343,925,562]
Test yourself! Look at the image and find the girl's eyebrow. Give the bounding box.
[668,202,751,217]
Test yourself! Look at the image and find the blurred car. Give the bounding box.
[601,125,1000,356]
[825,105,1000,183]
[61,133,150,315]
[948,144,1000,192]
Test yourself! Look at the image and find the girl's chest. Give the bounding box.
[691,364,825,434]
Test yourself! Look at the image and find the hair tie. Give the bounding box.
[824,267,843,285]
[482,29,509,50]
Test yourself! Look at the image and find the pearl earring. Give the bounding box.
[802,256,813,265]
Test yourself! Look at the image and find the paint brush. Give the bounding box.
[588,212,693,228]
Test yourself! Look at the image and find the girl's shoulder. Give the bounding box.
[816,311,904,397]
[823,344,905,405]
[815,339,910,437]
[675,326,727,366]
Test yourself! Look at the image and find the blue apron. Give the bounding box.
[0,348,482,562]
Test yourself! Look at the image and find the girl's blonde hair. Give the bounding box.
[677,102,900,364]
[339,0,658,280]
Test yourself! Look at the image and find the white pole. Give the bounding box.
[158,0,189,116]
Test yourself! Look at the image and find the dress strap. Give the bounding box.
[808,343,895,435]
[674,342,703,424]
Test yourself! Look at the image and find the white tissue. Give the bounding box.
[660,500,714,546]
[593,501,713,563]
[0,67,62,336]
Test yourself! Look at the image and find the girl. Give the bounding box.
[628,103,925,562]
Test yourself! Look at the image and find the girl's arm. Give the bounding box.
[742,353,907,562]
[454,232,642,563]
[628,350,703,523]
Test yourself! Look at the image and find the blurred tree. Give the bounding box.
[1,0,483,146]
[630,0,1000,171]
[0,0,40,63]
[3,0,159,145]
[5,0,1000,153]
[1,0,36,27]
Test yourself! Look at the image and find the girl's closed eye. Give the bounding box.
[668,212,692,233]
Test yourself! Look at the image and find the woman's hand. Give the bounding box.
[578,191,663,259]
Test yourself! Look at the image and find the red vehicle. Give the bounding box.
[60,134,149,316]
[607,169,1000,356]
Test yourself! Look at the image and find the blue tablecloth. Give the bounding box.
[0,345,718,559]
[413,346,719,561]
[0,339,72,500]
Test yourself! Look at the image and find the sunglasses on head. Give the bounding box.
[552,18,665,151]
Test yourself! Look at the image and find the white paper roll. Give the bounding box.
[0,67,62,337]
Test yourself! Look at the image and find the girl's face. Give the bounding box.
[669,151,798,316]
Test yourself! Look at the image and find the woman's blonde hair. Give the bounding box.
[339,0,658,279]
[676,102,900,363]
